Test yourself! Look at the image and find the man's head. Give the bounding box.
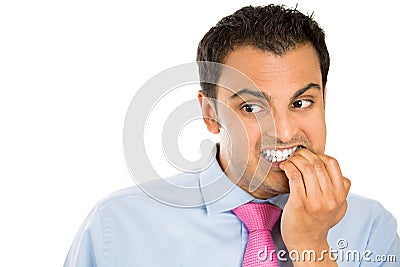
[197,5,329,199]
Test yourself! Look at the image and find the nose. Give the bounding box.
[266,110,298,143]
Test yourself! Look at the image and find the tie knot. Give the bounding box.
[233,202,281,232]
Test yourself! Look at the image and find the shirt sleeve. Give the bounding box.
[64,230,96,267]
[383,235,400,266]
[363,202,400,266]
[64,207,103,267]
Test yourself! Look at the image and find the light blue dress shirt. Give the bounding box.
[64,158,400,266]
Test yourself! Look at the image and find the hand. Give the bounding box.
[279,149,351,262]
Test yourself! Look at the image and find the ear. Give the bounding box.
[198,91,220,134]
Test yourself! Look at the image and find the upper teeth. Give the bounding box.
[262,146,303,162]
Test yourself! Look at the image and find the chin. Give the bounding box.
[262,172,290,195]
[243,169,290,197]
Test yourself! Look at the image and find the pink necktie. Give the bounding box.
[233,202,282,267]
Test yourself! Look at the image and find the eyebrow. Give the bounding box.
[290,83,321,102]
[228,88,270,101]
[228,83,321,103]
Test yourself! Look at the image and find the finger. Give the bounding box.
[280,160,306,198]
[317,154,345,191]
[333,198,348,227]
[317,155,351,214]
[333,179,350,226]
[343,176,351,195]
[295,149,333,193]
[284,153,322,197]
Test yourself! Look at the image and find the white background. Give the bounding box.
[1,0,399,266]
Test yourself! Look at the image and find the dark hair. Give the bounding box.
[197,4,330,99]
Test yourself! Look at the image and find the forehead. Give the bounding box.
[217,44,322,98]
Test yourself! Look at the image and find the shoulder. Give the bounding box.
[329,194,399,256]
[89,171,203,216]
[346,193,396,225]
[335,193,398,242]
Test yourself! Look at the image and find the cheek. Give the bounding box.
[222,118,262,152]
[220,112,262,141]
[245,121,263,147]
[302,113,326,151]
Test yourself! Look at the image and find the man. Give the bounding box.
[64,4,400,266]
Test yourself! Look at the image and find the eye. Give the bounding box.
[292,99,314,109]
[241,104,264,113]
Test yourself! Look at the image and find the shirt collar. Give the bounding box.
[199,155,289,215]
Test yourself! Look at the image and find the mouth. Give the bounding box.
[262,145,305,164]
